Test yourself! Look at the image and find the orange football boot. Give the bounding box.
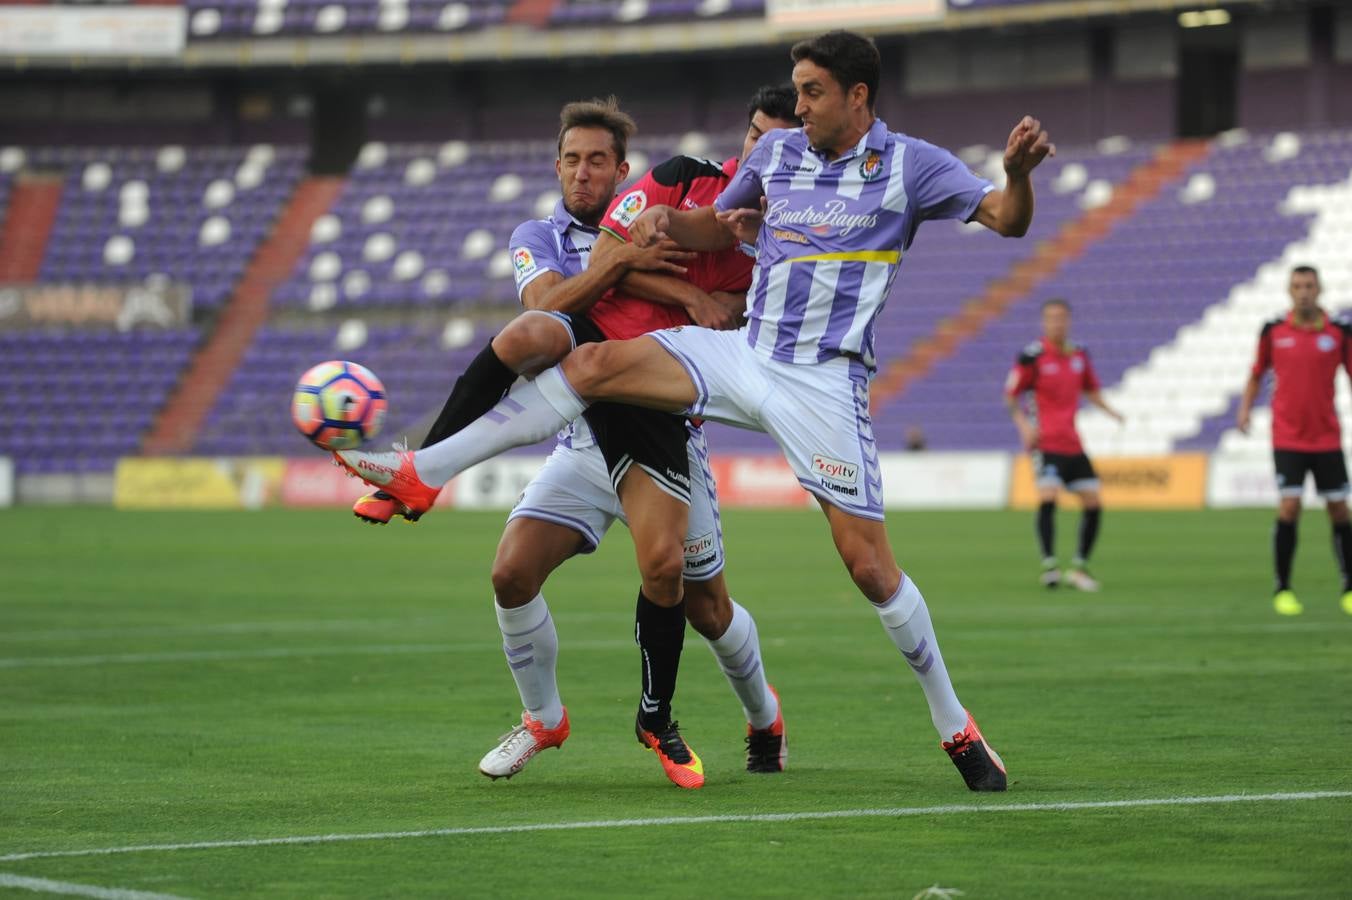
[635,716,705,789]
[334,449,441,518]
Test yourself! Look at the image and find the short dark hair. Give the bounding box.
[1042,298,1071,313]
[790,30,881,111]
[557,96,636,162]
[1291,264,1320,281]
[747,83,801,125]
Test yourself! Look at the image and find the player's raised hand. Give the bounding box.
[630,205,673,248]
[715,196,767,246]
[625,238,694,276]
[1004,115,1055,178]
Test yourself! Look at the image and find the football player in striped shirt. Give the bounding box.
[335,31,1053,792]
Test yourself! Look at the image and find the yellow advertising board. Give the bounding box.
[1009,454,1208,510]
[114,457,285,510]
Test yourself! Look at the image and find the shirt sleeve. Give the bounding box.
[508,220,562,300]
[1004,351,1037,398]
[714,131,776,213]
[600,164,688,243]
[1080,350,1101,392]
[905,138,995,224]
[1251,324,1274,377]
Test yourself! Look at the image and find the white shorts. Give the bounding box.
[650,326,884,520]
[507,423,726,581]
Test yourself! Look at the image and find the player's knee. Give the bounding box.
[1278,498,1302,522]
[490,556,542,607]
[682,581,731,639]
[493,313,567,376]
[561,342,611,398]
[638,544,685,606]
[1329,500,1350,524]
[844,553,895,601]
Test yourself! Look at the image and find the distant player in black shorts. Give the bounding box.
[1237,265,1352,617]
[1005,299,1124,590]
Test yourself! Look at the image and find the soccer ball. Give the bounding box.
[291,360,388,451]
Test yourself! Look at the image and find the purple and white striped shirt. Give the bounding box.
[714,119,994,369]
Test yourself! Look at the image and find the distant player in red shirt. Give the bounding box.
[1005,299,1124,591]
[1236,265,1352,618]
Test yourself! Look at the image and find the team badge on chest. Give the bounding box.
[859,151,884,181]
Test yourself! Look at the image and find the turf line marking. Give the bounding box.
[3,791,1348,863]
[0,640,630,670]
[0,872,191,899]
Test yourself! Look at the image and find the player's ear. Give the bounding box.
[617,160,630,183]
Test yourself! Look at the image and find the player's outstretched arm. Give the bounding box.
[972,116,1055,238]
[599,232,741,330]
[631,204,735,251]
[520,236,692,314]
[1086,390,1126,425]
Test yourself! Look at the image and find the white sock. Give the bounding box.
[495,593,563,729]
[705,600,778,730]
[873,576,968,740]
[414,368,586,486]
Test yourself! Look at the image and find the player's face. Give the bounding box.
[1042,304,1070,344]
[740,111,800,163]
[793,60,854,154]
[1288,271,1321,315]
[556,126,629,225]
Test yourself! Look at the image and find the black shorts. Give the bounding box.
[562,313,692,504]
[1033,451,1099,491]
[1273,449,1350,499]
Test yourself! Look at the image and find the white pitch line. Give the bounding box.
[0,639,634,670]
[2,791,1348,864]
[0,872,191,899]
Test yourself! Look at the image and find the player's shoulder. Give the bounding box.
[1330,312,1352,336]
[1259,316,1285,337]
[649,154,727,187]
[1017,340,1044,364]
[509,216,555,247]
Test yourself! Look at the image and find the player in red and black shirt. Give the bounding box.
[1237,265,1352,617]
[1005,299,1124,591]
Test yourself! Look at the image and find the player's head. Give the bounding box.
[741,83,801,162]
[556,97,636,224]
[790,30,880,154]
[1041,298,1071,344]
[1289,265,1321,314]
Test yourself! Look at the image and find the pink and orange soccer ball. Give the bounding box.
[291,360,387,451]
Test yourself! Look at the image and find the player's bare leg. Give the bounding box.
[819,500,1006,791]
[685,573,785,772]
[1065,487,1102,592]
[616,467,704,788]
[1274,495,1303,615]
[1325,498,1352,615]
[337,334,698,505]
[355,311,575,523]
[1036,484,1060,587]
[478,517,584,779]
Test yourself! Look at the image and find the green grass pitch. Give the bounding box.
[2,506,1350,898]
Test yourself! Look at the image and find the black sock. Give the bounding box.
[1274,519,1297,592]
[1077,508,1102,565]
[1332,522,1352,592]
[1036,501,1056,561]
[635,590,685,732]
[419,343,517,449]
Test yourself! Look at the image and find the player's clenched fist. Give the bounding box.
[1004,115,1055,178]
[629,205,673,248]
